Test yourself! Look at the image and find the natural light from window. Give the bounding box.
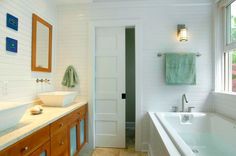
[230,1,236,43]
[229,1,236,92]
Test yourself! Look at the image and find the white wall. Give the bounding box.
[54,6,89,99]
[0,0,57,102]
[56,0,213,150]
[213,93,236,120]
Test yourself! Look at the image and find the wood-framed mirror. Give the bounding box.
[31,14,52,72]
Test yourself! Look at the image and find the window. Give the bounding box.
[226,1,236,44]
[224,0,236,92]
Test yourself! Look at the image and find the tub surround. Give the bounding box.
[150,112,236,156]
[148,112,180,156]
[213,92,236,120]
[0,100,87,151]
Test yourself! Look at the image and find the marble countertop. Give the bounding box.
[0,101,87,151]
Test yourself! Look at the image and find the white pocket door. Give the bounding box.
[95,27,126,148]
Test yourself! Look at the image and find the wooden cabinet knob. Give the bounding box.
[59,141,64,145]
[22,146,29,151]
[59,123,64,127]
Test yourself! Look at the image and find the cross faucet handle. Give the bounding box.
[187,107,195,112]
[172,106,178,112]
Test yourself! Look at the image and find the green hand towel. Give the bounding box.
[165,53,196,85]
[61,65,78,88]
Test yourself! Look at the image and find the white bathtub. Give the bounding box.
[149,112,236,156]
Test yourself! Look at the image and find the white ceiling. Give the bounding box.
[51,0,214,5]
[50,0,143,5]
[50,0,93,5]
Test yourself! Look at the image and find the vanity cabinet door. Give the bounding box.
[51,128,68,156]
[68,121,80,156]
[29,141,51,156]
[78,107,88,150]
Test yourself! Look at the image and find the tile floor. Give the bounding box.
[92,148,148,156]
[79,146,148,156]
[79,127,148,156]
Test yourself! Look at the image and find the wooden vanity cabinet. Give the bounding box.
[50,114,70,156]
[0,126,50,156]
[68,119,80,156]
[0,104,88,156]
[68,105,88,156]
[78,106,88,150]
[51,127,68,156]
[29,141,51,156]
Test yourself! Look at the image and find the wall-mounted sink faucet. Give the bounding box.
[182,94,188,112]
[36,78,51,84]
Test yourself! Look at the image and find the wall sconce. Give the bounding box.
[177,24,188,42]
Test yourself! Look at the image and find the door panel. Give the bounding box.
[95,27,126,148]
[95,100,117,114]
[69,125,78,156]
[96,57,117,77]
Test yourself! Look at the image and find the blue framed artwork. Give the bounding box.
[6,13,18,31]
[6,37,18,53]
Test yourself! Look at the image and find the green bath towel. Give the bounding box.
[61,65,78,88]
[165,53,196,85]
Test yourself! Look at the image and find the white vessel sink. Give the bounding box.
[38,91,78,107]
[0,102,29,132]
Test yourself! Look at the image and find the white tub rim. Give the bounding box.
[148,112,181,156]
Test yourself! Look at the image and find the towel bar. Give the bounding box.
[157,52,201,57]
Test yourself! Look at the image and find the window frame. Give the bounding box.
[224,0,236,52]
[216,0,236,93]
[224,0,236,92]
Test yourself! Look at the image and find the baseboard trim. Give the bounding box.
[148,144,153,156]
[140,143,153,156]
[141,142,149,152]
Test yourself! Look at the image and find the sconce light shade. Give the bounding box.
[177,24,188,42]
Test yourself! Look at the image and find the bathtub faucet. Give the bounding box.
[182,94,188,112]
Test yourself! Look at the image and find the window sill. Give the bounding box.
[213,91,236,97]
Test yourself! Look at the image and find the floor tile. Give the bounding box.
[92,148,121,156]
[91,148,148,156]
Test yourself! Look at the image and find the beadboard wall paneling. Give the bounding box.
[56,0,213,147]
[213,93,236,120]
[0,0,57,102]
[55,12,89,99]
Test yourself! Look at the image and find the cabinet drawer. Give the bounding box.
[29,141,50,156]
[50,128,68,156]
[77,105,87,118]
[50,115,69,136]
[0,126,50,156]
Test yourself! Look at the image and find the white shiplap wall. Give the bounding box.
[56,0,213,149]
[213,93,236,120]
[54,7,89,99]
[0,0,57,102]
